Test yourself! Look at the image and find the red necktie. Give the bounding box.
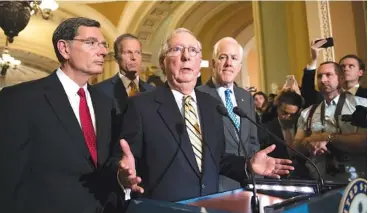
[78,88,97,167]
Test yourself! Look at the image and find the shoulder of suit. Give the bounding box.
[196,89,221,104]
[196,84,210,93]
[234,85,251,98]
[93,75,117,88]
[139,80,155,91]
[1,75,48,95]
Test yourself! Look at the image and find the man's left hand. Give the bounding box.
[250,145,294,178]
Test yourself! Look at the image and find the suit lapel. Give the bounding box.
[196,90,218,173]
[43,73,93,167]
[139,80,150,92]
[89,86,110,166]
[155,85,201,177]
[112,74,128,112]
[205,79,239,142]
[356,86,367,98]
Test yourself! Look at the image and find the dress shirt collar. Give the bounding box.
[324,94,340,107]
[118,70,139,89]
[212,77,235,96]
[56,68,88,96]
[343,83,359,95]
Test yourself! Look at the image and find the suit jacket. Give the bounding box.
[355,86,367,98]
[258,118,289,158]
[0,72,121,213]
[197,80,259,191]
[258,117,309,179]
[116,84,247,202]
[197,80,259,157]
[93,73,154,115]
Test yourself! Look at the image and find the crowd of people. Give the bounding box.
[0,17,366,213]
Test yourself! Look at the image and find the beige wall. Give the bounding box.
[328,1,367,87]
[247,47,259,90]
[253,1,290,93]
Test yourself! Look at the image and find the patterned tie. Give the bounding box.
[225,89,240,129]
[184,95,203,172]
[128,81,139,97]
[77,88,97,167]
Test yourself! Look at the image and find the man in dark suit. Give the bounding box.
[115,28,294,202]
[197,37,259,191]
[301,39,366,107]
[0,17,121,213]
[258,91,308,179]
[94,33,154,115]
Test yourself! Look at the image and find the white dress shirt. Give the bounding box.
[171,88,201,127]
[118,71,140,93]
[56,68,96,131]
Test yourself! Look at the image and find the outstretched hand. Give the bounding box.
[117,139,144,194]
[250,145,294,178]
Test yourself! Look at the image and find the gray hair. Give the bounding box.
[158,28,202,73]
[212,37,243,61]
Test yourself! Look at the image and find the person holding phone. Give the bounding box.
[300,38,328,107]
[301,38,366,108]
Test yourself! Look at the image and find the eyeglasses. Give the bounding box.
[71,38,109,49]
[166,45,201,57]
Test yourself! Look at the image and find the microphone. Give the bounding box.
[232,106,325,195]
[216,105,260,213]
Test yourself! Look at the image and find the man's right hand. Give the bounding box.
[309,39,327,68]
[118,139,144,194]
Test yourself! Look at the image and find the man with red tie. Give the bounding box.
[0,17,121,213]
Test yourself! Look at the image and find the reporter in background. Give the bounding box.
[301,38,366,108]
[258,90,309,179]
[294,61,367,182]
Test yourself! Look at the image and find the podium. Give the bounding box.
[124,179,351,213]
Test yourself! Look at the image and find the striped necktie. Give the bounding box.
[225,89,240,129]
[183,95,203,173]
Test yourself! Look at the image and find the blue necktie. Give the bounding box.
[225,89,240,129]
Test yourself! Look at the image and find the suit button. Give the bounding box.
[201,184,205,189]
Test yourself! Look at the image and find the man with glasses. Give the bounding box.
[0,17,122,213]
[114,28,294,202]
[94,34,154,115]
[197,37,260,191]
[258,91,307,179]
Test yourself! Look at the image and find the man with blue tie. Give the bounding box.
[197,37,260,191]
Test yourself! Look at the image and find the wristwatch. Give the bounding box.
[327,133,336,143]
